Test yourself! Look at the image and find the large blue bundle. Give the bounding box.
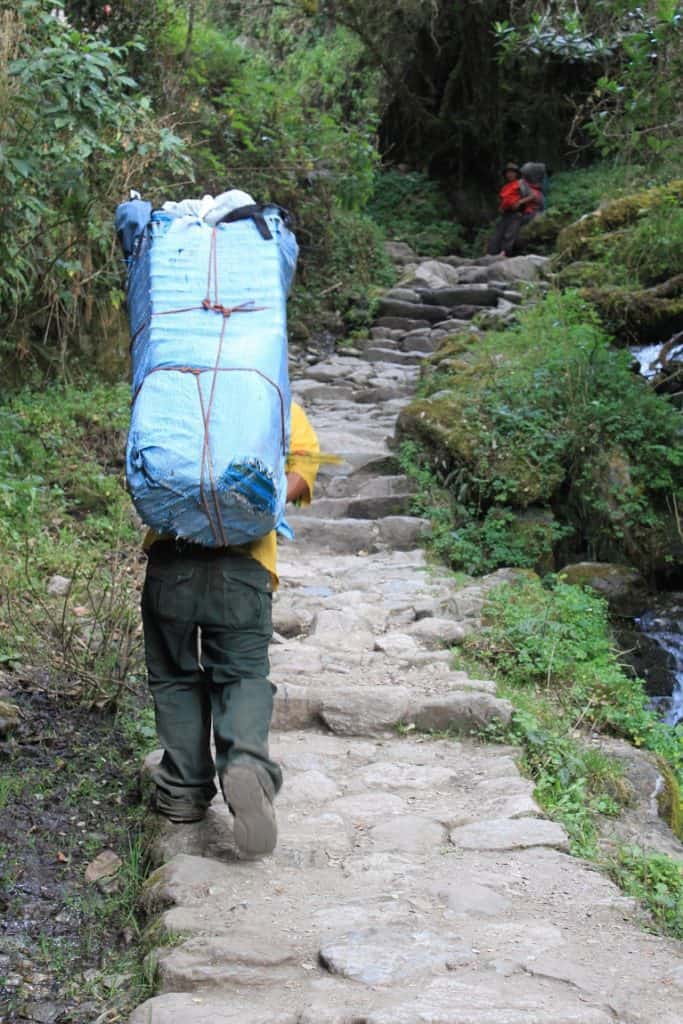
[119,203,298,546]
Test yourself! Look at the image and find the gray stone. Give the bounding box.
[46,574,71,596]
[129,996,298,1024]
[432,317,478,333]
[385,288,421,303]
[369,816,447,853]
[373,633,420,659]
[346,494,414,519]
[405,616,470,647]
[410,259,465,289]
[377,516,431,549]
[272,684,323,730]
[354,762,457,792]
[329,791,407,825]
[319,927,469,986]
[271,606,313,638]
[364,347,424,366]
[485,255,543,282]
[417,286,500,307]
[385,241,418,264]
[413,692,513,732]
[378,299,452,323]
[430,878,512,916]
[375,317,431,332]
[365,975,615,1024]
[279,770,339,804]
[319,686,412,736]
[155,934,299,992]
[450,817,569,852]
[399,332,440,354]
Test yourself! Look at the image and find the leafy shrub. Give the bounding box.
[0,381,133,575]
[610,846,683,939]
[367,169,463,256]
[610,200,683,287]
[0,1,188,371]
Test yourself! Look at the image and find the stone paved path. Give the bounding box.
[130,250,683,1023]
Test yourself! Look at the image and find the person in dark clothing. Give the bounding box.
[487,162,543,256]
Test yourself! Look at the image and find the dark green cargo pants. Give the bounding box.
[141,541,282,822]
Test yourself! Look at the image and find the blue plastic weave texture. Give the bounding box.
[124,208,297,546]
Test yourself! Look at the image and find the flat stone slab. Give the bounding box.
[450,817,569,852]
[319,926,470,985]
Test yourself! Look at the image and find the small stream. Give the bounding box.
[634,593,683,726]
[630,335,683,382]
[626,337,682,725]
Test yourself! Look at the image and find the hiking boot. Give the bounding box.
[222,764,277,858]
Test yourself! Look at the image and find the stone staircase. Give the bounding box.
[129,247,683,1024]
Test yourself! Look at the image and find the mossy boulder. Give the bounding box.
[517,209,570,252]
[397,387,565,510]
[397,292,683,578]
[580,282,683,344]
[656,760,683,842]
[557,179,683,261]
[558,562,648,616]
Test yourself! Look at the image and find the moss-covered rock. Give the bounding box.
[657,760,683,842]
[557,179,683,261]
[397,292,682,578]
[580,283,683,344]
[558,562,648,616]
[518,209,572,252]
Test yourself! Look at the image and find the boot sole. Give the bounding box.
[224,766,277,857]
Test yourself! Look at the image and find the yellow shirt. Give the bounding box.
[145,401,320,589]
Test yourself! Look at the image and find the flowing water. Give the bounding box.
[634,593,683,726]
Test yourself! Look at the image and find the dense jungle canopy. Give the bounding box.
[1,0,681,374]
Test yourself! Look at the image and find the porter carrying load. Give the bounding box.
[115,190,298,546]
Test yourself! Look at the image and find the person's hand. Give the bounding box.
[286,471,309,503]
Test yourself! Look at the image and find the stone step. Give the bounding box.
[363,347,425,366]
[320,473,416,500]
[370,326,406,341]
[378,298,454,323]
[294,491,415,520]
[416,285,501,307]
[286,514,430,554]
[271,683,513,735]
[398,331,441,354]
[131,726,681,1024]
[375,316,431,331]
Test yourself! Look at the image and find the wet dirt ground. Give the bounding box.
[0,674,151,1024]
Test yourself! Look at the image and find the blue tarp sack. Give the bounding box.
[116,193,298,546]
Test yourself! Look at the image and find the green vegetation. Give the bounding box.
[367,169,463,256]
[397,291,683,576]
[610,846,683,939]
[0,381,142,700]
[465,573,683,935]
[473,576,683,785]
[0,1,187,372]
